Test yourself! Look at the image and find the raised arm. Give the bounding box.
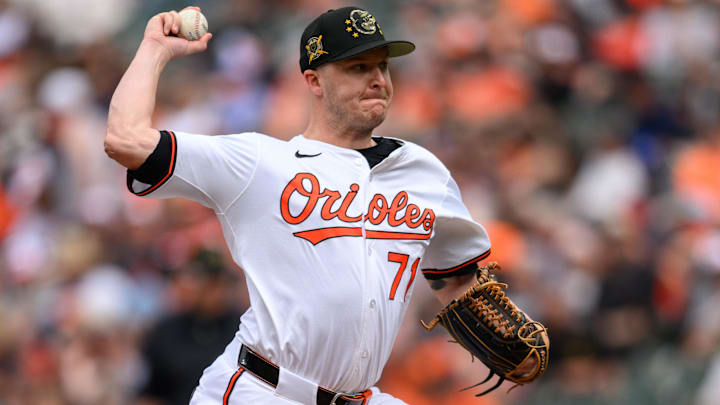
[104,8,211,169]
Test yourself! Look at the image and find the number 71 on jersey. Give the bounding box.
[387,252,419,301]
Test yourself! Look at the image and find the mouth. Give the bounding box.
[361,97,388,105]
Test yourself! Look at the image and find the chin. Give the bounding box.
[366,110,387,127]
[368,105,388,120]
[351,113,386,133]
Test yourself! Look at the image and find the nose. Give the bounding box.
[369,65,387,90]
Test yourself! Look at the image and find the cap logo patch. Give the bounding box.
[306,35,329,64]
[349,9,377,35]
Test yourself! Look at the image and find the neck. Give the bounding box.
[303,113,377,149]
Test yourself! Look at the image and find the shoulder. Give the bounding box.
[207,131,278,144]
[396,138,451,178]
[223,132,293,149]
[181,131,291,153]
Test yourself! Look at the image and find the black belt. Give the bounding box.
[237,345,370,405]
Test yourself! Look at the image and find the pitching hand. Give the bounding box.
[142,7,212,61]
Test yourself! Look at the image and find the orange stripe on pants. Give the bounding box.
[223,368,245,405]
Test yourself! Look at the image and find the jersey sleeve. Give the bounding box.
[420,176,491,280]
[126,130,259,212]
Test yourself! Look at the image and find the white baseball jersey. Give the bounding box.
[128,131,491,394]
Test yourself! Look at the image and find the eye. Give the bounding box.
[379,61,388,72]
[351,64,367,72]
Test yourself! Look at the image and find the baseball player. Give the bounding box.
[106,6,496,405]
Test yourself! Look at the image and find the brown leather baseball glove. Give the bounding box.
[422,262,549,396]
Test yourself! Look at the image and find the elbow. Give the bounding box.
[105,102,128,157]
[103,125,159,169]
[104,126,125,161]
[104,124,136,167]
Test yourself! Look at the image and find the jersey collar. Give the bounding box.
[291,134,406,160]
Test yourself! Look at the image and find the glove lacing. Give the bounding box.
[420,262,549,396]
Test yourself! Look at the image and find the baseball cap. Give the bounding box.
[299,7,415,72]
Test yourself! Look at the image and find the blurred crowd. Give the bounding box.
[3,0,720,404]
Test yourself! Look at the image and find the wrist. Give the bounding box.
[137,39,173,68]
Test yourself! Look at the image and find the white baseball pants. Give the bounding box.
[189,338,407,405]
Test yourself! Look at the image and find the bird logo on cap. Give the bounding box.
[306,35,329,64]
[347,9,377,37]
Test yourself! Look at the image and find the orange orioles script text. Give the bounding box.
[280,173,436,245]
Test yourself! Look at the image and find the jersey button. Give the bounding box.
[369,299,376,309]
[354,157,364,167]
[361,350,368,358]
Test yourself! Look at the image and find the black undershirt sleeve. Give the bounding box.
[127,130,173,184]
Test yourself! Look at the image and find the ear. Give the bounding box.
[303,69,323,97]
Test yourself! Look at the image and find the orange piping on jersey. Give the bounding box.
[223,367,245,405]
[136,130,177,196]
[422,249,491,274]
[293,227,432,245]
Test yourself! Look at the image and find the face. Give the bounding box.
[315,47,393,134]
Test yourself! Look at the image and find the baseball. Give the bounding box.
[178,9,208,41]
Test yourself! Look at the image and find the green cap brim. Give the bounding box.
[322,40,416,66]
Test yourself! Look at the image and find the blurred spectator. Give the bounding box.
[136,249,243,405]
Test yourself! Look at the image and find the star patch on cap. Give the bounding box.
[347,9,377,37]
[305,35,329,64]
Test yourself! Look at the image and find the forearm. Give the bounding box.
[109,40,169,132]
[105,8,211,170]
[105,41,169,169]
[431,273,475,306]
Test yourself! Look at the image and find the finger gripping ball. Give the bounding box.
[179,9,208,41]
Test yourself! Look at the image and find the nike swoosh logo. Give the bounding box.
[295,151,322,158]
